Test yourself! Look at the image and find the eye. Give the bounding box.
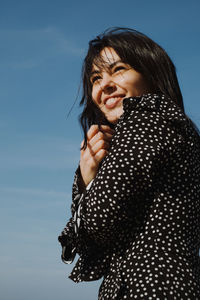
[113,65,126,72]
[91,75,102,84]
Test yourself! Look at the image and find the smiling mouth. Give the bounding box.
[105,95,125,109]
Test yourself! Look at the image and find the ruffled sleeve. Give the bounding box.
[58,167,111,282]
[58,167,83,264]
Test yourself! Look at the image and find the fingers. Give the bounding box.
[85,139,110,158]
[88,131,113,148]
[81,125,114,153]
[87,125,115,141]
[83,149,109,171]
[87,125,115,149]
[81,126,114,158]
[81,140,110,161]
[79,125,114,186]
[80,140,84,149]
[94,148,109,162]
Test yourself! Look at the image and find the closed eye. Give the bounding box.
[91,75,102,84]
[113,65,126,72]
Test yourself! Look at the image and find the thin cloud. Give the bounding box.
[0,133,80,170]
[0,27,84,69]
[0,186,70,199]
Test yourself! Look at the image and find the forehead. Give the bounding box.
[92,47,121,71]
[100,47,120,63]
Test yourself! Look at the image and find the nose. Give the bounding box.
[100,74,116,94]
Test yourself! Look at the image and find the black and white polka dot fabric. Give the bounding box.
[58,94,200,299]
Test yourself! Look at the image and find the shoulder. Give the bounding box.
[117,93,197,138]
[112,94,200,152]
[121,93,186,121]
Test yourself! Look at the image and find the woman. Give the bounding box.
[58,28,200,299]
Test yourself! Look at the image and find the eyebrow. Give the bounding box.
[90,60,123,77]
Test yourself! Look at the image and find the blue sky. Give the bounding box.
[0,0,200,299]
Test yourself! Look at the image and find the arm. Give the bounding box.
[58,125,115,281]
[58,166,112,282]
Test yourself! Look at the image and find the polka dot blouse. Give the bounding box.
[58,94,200,299]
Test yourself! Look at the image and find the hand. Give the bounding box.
[80,125,115,187]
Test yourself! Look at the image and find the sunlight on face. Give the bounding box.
[90,47,150,123]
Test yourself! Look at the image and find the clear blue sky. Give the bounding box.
[0,0,200,299]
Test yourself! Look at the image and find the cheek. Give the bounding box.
[121,79,136,93]
[127,76,147,93]
[115,73,138,91]
[91,87,100,106]
[91,88,96,102]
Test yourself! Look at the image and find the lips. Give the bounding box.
[104,95,125,109]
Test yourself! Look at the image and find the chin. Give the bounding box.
[108,119,118,124]
[107,115,121,124]
[109,110,124,123]
[103,106,124,124]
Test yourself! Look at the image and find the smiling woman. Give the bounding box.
[90,47,150,123]
[58,28,200,299]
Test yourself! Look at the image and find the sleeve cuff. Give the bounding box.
[86,179,94,190]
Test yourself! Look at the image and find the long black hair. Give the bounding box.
[79,27,185,142]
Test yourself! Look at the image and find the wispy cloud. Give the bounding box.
[0,27,84,69]
[0,133,80,170]
[0,184,73,220]
[0,186,70,200]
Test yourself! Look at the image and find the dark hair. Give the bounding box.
[79,27,185,143]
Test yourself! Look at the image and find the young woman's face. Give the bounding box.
[90,47,150,123]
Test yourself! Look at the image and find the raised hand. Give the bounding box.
[80,125,115,187]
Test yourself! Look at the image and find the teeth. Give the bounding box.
[106,97,117,105]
